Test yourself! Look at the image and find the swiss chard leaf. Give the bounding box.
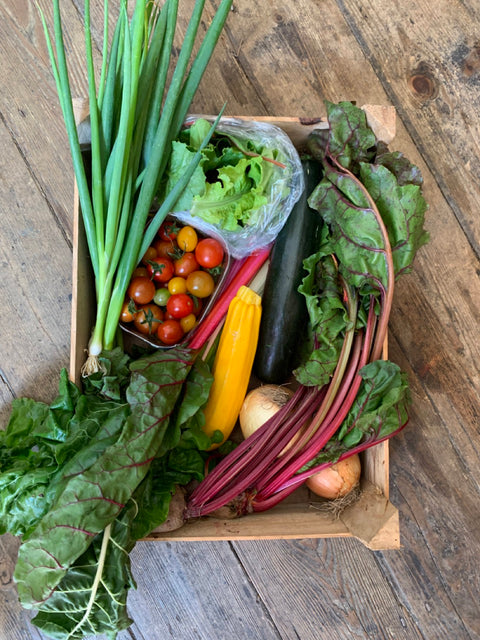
[294,240,349,387]
[359,163,429,278]
[308,172,391,294]
[336,359,410,448]
[31,501,137,640]
[14,348,192,609]
[308,100,376,172]
[298,360,410,471]
[307,100,428,292]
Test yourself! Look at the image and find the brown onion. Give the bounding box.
[239,385,293,439]
[305,454,361,499]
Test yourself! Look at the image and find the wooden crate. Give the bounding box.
[70,107,400,551]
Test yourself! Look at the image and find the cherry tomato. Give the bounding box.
[191,297,204,317]
[141,246,157,265]
[166,293,194,319]
[168,276,188,295]
[132,266,149,279]
[147,257,174,283]
[157,319,184,345]
[195,238,224,269]
[180,313,197,333]
[186,270,215,298]
[174,252,199,277]
[153,287,171,306]
[120,299,135,323]
[177,226,198,252]
[158,220,179,242]
[153,238,176,259]
[133,304,164,335]
[127,276,156,304]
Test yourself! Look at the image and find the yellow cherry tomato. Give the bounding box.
[176,226,198,252]
[180,313,197,333]
[168,276,188,295]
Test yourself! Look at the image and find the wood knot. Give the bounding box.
[408,63,438,101]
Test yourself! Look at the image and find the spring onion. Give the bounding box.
[40,0,233,374]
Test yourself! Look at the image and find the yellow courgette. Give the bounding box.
[202,285,262,448]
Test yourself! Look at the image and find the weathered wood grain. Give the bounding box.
[123,541,283,640]
[1,0,479,639]
[0,119,71,403]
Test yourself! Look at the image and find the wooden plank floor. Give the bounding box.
[1,0,479,638]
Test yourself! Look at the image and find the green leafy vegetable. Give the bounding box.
[0,347,218,638]
[164,118,280,230]
[298,100,429,385]
[31,503,138,640]
[298,360,411,470]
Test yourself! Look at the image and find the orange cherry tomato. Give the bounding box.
[120,299,135,323]
[127,276,156,304]
[186,270,215,298]
[168,276,188,295]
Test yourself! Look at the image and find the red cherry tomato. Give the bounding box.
[158,220,179,242]
[157,319,184,345]
[153,239,176,259]
[141,246,157,265]
[120,299,135,323]
[132,266,149,279]
[195,238,224,269]
[133,304,164,335]
[174,252,199,277]
[147,257,174,283]
[166,293,194,319]
[127,276,156,304]
[191,297,204,317]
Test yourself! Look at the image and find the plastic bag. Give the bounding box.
[171,117,304,259]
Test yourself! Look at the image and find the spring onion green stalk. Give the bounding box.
[40,0,233,374]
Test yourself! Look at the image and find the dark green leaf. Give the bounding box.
[31,502,137,640]
[359,163,429,278]
[336,360,411,447]
[14,348,192,609]
[309,100,376,172]
[294,241,349,387]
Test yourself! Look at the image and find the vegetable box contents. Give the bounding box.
[0,2,429,640]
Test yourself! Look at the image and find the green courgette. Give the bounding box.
[254,158,322,384]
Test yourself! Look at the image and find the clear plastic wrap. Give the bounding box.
[171,117,304,259]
